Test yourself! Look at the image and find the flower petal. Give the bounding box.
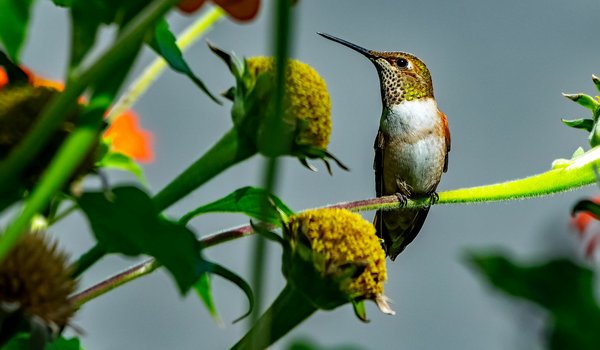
[0,68,8,89]
[103,110,154,163]
[584,233,600,259]
[213,0,260,21]
[571,195,600,234]
[177,0,207,13]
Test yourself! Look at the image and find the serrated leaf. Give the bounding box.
[194,273,222,326]
[150,19,219,104]
[0,0,35,62]
[96,151,147,185]
[561,118,594,132]
[179,186,293,225]
[78,186,203,293]
[467,252,600,348]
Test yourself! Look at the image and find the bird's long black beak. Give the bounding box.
[317,32,374,59]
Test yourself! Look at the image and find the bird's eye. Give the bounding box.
[396,58,409,68]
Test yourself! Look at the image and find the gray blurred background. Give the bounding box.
[20,0,600,348]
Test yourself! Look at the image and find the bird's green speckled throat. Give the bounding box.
[372,51,433,106]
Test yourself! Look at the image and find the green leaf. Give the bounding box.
[563,93,599,112]
[207,42,243,78]
[179,186,294,225]
[78,186,203,293]
[206,262,254,323]
[193,273,223,326]
[1,334,82,350]
[96,150,147,185]
[0,0,35,62]
[0,51,28,84]
[150,19,219,104]
[467,252,600,349]
[351,300,368,323]
[561,118,594,132]
[593,75,600,94]
[285,338,365,350]
[66,0,147,70]
[45,337,83,350]
[51,0,74,6]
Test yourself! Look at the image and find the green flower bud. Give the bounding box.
[209,44,347,173]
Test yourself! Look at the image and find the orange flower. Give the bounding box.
[571,196,600,234]
[0,67,154,163]
[177,0,260,21]
[0,69,7,89]
[103,110,154,162]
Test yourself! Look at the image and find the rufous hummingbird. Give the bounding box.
[319,33,450,260]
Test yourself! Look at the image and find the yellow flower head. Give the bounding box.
[246,57,332,150]
[0,232,77,327]
[287,208,387,299]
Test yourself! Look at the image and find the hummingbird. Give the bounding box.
[318,33,450,260]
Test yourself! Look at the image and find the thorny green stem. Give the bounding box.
[70,147,600,306]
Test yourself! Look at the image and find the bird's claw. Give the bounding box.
[428,191,439,205]
[394,192,409,207]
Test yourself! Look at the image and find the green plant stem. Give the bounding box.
[70,224,253,306]
[106,6,225,123]
[250,158,278,325]
[0,0,180,262]
[249,0,292,332]
[69,147,600,307]
[231,284,316,350]
[153,128,256,211]
[71,259,161,307]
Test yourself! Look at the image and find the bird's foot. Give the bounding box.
[428,191,439,205]
[394,192,409,207]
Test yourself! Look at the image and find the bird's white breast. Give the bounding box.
[380,98,439,135]
[380,98,445,194]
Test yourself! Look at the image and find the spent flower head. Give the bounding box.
[0,232,77,328]
[0,66,154,163]
[0,84,96,187]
